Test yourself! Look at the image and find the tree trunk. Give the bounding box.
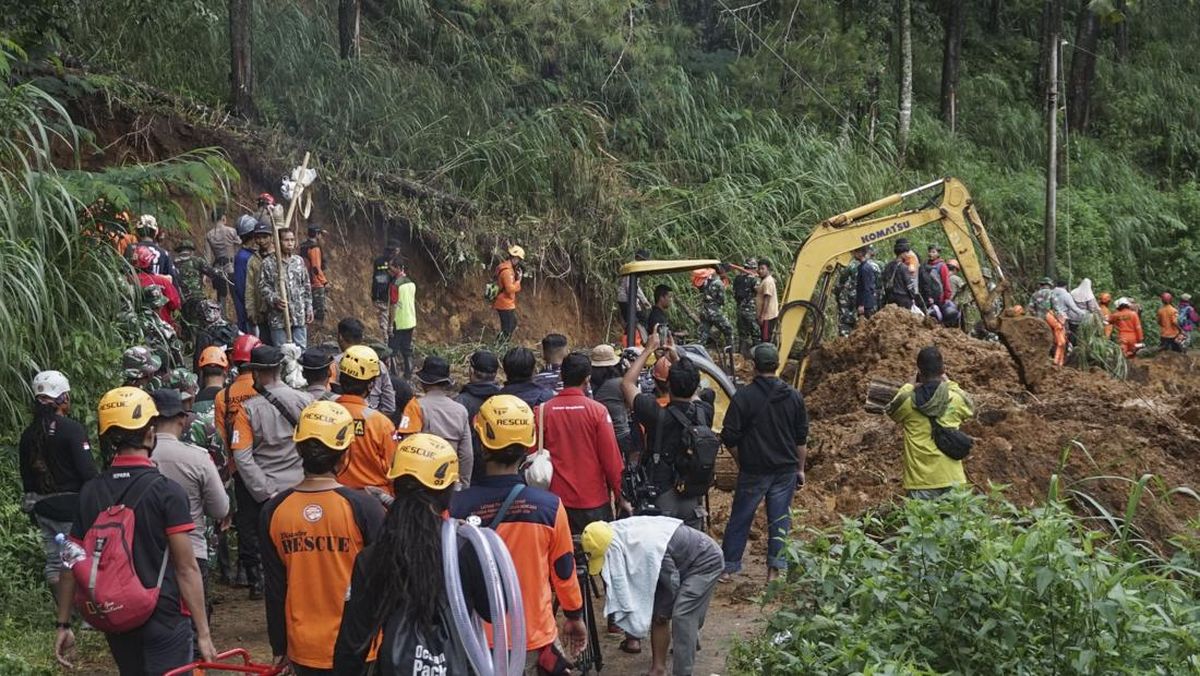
[1044,8,1059,280]
[229,0,254,119]
[988,0,1002,33]
[940,0,966,131]
[339,0,361,59]
[897,0,912,165]
[1114,0,1130,62]
[1067,4,1100,134]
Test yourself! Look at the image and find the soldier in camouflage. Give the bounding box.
[835,256,863,336]
[1029,277,1056,317]
[260,229,313,348]
[122,345,163,391]
[140,285,185,370]
[174,240,218,341]
[732,258,760,355]
[694,267,734,347]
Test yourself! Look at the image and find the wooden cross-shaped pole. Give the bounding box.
[272,152,311,344]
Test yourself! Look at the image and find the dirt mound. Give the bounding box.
[783,307,1200,546]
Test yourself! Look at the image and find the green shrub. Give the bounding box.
[731,489,1200,674]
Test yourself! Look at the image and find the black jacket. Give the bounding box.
[720,376,808,474]
[456,381,503,484]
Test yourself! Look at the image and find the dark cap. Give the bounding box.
[469,350,500,375]
[176,240,196,251]
[415,356,452,385]
[752,343,780,371]
[246,345,284,370]
[307,225,325,235]
[252,220,273,235]
[151,389,187,418]
[298,347,334,371]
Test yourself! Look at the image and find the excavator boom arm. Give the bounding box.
[776,178,1009,385]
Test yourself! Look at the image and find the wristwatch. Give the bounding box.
[55,622,71,630]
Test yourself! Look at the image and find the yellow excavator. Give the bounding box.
[775,176,1050,390]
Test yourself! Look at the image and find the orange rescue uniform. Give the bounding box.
[1108,308,1144,357]
[1045,311,1067,366]
[1158,304,1180,340]
[1099,302,1112,338]
[335,394,397,492]
[214,372,259,472]
[261,485,384,670]
[492,260,521,311]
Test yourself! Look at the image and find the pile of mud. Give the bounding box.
[744,306,1200,545]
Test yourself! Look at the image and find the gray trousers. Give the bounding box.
[35,514,72,585]
[661,539,723,676]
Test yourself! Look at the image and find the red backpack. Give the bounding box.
[70,473,170,633]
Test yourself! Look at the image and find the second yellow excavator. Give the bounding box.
[775,177,1052,391]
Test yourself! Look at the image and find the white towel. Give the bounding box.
[601,516,682,638]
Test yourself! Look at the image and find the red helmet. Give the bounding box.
[1162,292,1173,304]
[133,245,155,270]
[257,192,275,206]
[231,334,263,364]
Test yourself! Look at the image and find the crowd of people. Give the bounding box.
[23,198,824,675]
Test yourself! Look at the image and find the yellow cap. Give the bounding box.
[97,387,159,435]
[507,245,526,260]
[387,433,459,489]
[339,345,381,380]
[581,521,614,577]
[294,401,355,451]
[473,394,536,451]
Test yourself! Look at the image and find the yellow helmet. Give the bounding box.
[581,521,615,577]
[386,433,459,489]
[473,394,536,450]
[294,401,355,451]
[339,345,381,380]
[97,386,159,435]
[507,244,526,260]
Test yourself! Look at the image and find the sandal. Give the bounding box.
[619,638,643,654]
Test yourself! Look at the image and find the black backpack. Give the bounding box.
[918,263,943,305]
[660,405,720,498]
[882,260,912,306]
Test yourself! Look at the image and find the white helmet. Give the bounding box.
[137,214,159,235]
[32,370,70,400]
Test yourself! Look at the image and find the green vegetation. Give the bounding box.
[732,488,1200,674]
[0,43,234,670]
[21,0,1196,316]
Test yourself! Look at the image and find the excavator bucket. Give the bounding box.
[995,316,1054,393]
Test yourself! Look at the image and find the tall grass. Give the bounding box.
[0,44,236,431]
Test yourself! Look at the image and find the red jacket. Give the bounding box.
[541,388,624,510]
[137,271,182,328]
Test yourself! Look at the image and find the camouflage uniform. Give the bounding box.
[175,249,216,341]
[836,259,863,336]
[1029,288,1055,317]
[260,253,313,345]
[696,276,734,347]
[732,270,760,353]
[122,345,164,391]
[140,285,184,370]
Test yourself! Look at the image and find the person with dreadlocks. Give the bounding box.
[18,371,98,595]
[333,433,489,675]
[262,401,385,675]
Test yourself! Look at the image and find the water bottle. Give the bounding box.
[56,533,86,568]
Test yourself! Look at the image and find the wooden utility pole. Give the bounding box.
[1044,20,1059,280]
[897,0,913,165]
[229,0,255,118]
[940,0,966,132]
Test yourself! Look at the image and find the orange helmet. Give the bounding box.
[947,259,960,271]
[691,268,715,289]
[1098,292,1112,304]
[198,346,229,370]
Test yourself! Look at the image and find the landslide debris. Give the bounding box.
[713,306,1200,546]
